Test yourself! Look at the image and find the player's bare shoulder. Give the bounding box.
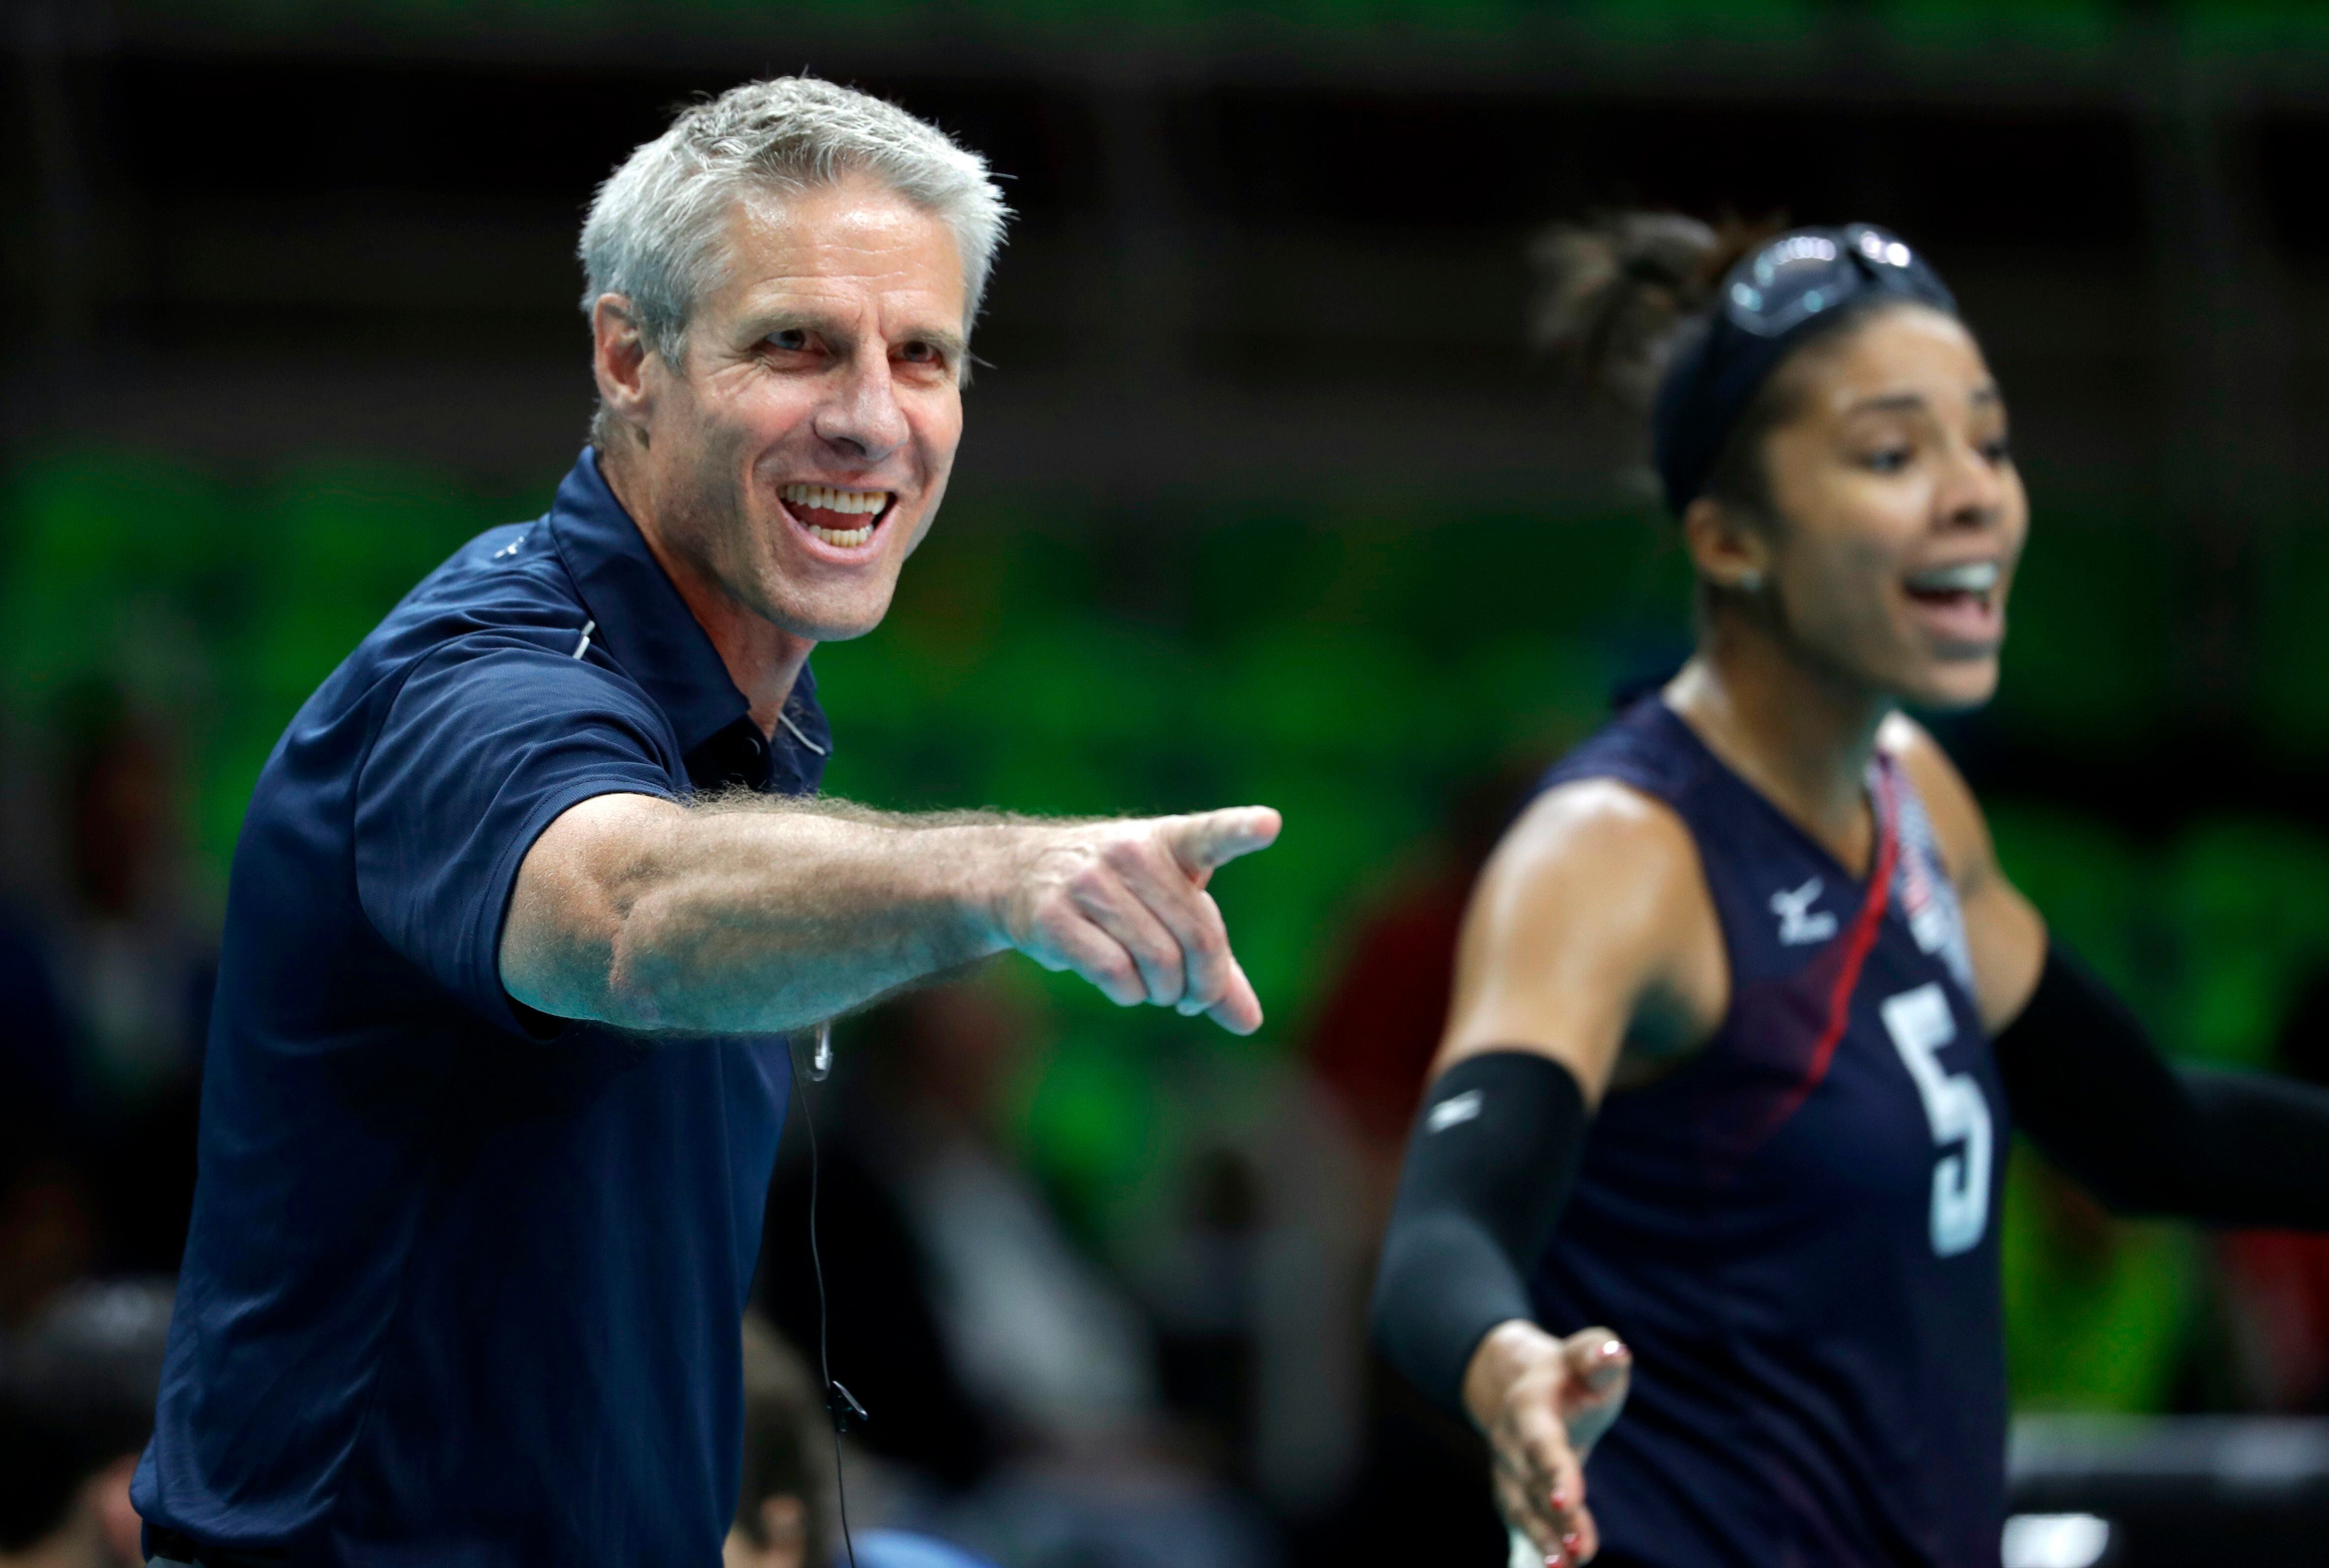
[1488,776,1702,904]
[1877,712,1995,892]
[1451,777,1728,1083]
[1880,715,2048,1028]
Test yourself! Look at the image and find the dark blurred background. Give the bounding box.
[10,1,2329,1565]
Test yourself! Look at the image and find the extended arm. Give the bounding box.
[500,792,1279,1036]
[1996,945,2329,1229]
[1369,780,1715,1564]
[1887,716,2329,1230]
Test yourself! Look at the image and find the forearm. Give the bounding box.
[2181,1071,2329,1229]
[510,791,1281,1036]
[520,798,1025,1033]
[1374,1208,1540,1423]
[1370,1051,1590,1418]
[1998,943,2329,1228]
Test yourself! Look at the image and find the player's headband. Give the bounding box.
[1650,223,1958,516]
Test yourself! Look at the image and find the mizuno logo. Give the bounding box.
[1426,1090,1483,1133]
[1772,878,1839,946]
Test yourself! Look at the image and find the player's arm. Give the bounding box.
[1371,779,1720,1566]
[500,793,1280,1037]
[1890,717,2329,1228]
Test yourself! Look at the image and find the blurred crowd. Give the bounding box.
[1,683,208,1328]
[7,686,2329,1568]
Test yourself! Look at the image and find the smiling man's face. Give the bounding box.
[607,174,967,645]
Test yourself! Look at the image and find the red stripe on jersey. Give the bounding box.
[1772,762,1900,1128]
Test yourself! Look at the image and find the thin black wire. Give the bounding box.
[791,1027,858,1568]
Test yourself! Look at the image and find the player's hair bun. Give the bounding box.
[1526,211,1779,408]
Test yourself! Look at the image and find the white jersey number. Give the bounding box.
[1880,983,1993,1258]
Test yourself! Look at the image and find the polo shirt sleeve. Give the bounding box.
[353,633,680,1034]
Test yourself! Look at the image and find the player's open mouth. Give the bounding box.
[778,483,893,550]
[1902,559,2002,643]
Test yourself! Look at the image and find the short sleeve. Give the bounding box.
[354,635,680,1034]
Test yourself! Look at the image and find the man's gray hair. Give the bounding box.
[579,76,1010,373]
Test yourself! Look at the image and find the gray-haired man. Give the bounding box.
[131,78,1276,1568]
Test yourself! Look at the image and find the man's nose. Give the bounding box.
[811,349,910,465]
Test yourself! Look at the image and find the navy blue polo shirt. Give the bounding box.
[133,451,831,1567]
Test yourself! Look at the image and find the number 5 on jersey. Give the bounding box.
[1880,983,1994,1258]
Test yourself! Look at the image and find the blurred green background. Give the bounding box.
[8,444,2329,1417]
[19,446,2329,1076]
[16,0,2329,1433]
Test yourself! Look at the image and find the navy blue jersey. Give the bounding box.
[1532,698,2008,1568]
[135,453,829,1566]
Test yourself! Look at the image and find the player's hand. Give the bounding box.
[1464,1320,1633,1566]
[994,807,1281,1033]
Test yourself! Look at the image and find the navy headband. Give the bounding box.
[1650,223,1957,516]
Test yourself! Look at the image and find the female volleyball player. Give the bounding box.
[1370,218,2329,1567]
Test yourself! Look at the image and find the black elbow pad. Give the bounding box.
[1997,943,2329,1228]
[1370,1050,1591,1417]
[1993,944,2196,1216]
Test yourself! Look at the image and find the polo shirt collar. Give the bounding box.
[545,449,828,771]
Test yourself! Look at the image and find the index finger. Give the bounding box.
[1164,806,1282,877]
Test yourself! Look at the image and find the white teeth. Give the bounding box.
[1907,560,2000,593]
[806,524,873,548]
[780,483,889,516]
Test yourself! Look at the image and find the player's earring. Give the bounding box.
[1736,569,1764,593]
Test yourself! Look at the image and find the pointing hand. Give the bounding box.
[997,806,1282,1033]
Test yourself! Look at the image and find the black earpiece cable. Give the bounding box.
[793,1019,860,1568]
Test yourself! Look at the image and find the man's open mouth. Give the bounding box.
[779,483,892,549]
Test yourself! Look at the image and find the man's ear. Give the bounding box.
[592,294,655,443]
[1680,494,1774,595]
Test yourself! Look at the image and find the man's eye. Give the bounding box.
[766,329,811,352]
[898,341,943,366]
[1862,446,1912,474]
[1981,435,2014,465]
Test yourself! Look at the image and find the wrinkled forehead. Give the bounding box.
[713,179,970,330]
